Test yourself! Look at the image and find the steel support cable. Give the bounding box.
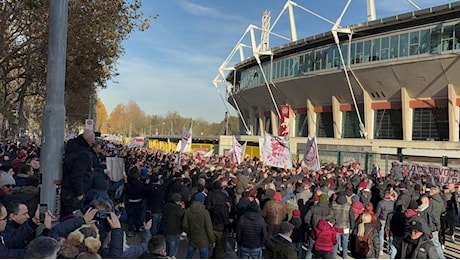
[256,58,281,119]
[330,0,367,138]
[230,72,251,135]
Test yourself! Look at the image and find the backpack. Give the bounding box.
[354,227,374,257]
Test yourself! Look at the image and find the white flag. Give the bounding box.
[302,137,320,171]
[261,132,292,169]
[232,136,246,164]
[179,127,192,154]
[258,138,264,162]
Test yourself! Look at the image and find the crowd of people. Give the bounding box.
[0,129,459,259]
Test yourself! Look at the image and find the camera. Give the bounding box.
[94,211,109,221]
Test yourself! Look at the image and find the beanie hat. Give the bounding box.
[292,209,301,218]
[352,195,360,202]
[171,193,182,202]
[319,194,329,203]
[280,221,294,234]
[248,188,257,197]
[0,173,15,187]
[273,192,283,201]
[194,192,206,203]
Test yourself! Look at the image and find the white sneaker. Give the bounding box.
[451,235,456,243]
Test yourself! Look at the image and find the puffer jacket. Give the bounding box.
[312,219,337,252]
[236,209,267,248]
[183,201,215,249]
[262,200,287,225]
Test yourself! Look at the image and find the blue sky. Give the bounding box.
[98,0,452,123]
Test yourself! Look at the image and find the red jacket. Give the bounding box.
[312,219,337,252]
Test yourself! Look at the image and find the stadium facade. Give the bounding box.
[215,0,460,165]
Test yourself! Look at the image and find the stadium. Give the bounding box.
[213,0,460,172]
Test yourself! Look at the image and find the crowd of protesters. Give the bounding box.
[0,130,459,258]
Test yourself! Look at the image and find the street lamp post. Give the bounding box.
[161,122,165,135]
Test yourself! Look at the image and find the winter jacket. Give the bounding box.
[62,135,94,197]
[399,234,439,259]
[264,234,298,259]
[262,200,287,225]
[312,219,337,252]
[183,201,215,249]
[145,182,167,213]
[290,217,305,243]
[332,201,354,231]
[100,228,124,259]
[352,223,379,259]
[351,201,365,220]
[0,238,25,259]
[395,191,411,212]
[162,200,185,236]
[205,188,230,232]
[236,208,267,248]
[305,201,333,231]
[376,199,395,220]
[3,219,38,249]
[123,229,151,258]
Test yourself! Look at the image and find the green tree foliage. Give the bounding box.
[0,0,153,140]
[96,100,240,137]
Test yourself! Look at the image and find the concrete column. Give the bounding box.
[332,96,342,138]
[258,106,264,136]
[248,107,256,136]
[307,99,316,137]
[363,90,374,139]
[271,109,279,135]
[401,87,412,141]
[448,84,459,142]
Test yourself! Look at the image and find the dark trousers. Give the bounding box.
[60,190,82,220]
[127,201,143,232]
[315,250,334,259]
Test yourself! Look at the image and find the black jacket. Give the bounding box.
[236,207,267,249]
[162,201,185,236]
[62,135,94,197]
[205,188,230,232]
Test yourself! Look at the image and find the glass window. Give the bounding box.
[420,29,431,54]
[326,47,334,69]
[316,112,334,138]
[264,116,272,133]
[299,55,305,74]
[412,107,448,141]
[355,41,363,64]
[374,109,403,139]
[442,25,454,51]
[381,37,389,60]
[390,35,399,58]
[314,50,321,71]
[342,111,364,138]
[350,43,356,64]
[295,113,308,137]
[455,22,460,49]
[399,33,408,57]
[341,44,348,65]
[409,31,420,56]
[363,40,371,62]
[321,49,328,70]
[430,26,442,53]
[371,38,380,61]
